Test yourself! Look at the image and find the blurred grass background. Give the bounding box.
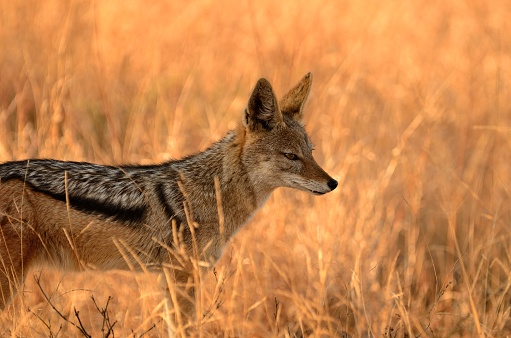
[0,0,510,336]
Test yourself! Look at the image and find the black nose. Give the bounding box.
[327,179,338,191]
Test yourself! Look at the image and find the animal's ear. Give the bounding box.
[279,72,313,122]
[243,78,283,132]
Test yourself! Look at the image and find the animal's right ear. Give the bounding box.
[279,72,313,123]
[243,78,283,132]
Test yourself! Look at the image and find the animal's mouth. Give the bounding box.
[291,180,327,195]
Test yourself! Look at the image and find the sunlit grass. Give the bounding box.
[0,0,510,336]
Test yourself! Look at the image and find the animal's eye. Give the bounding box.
[284,153,298,160]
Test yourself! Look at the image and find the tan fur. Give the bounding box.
[0,73,337,327]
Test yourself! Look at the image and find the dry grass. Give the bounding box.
[1,0,510,336]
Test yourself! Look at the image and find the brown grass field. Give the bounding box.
[1,0,510,337]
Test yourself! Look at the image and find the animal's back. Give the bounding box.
[0,162,174,299]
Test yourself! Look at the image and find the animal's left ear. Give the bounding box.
[243,78,283,132]
[279,72,313,122]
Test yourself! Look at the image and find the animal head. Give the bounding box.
[240,73,338,195]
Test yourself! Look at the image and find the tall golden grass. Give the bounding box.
[0,0,510,336]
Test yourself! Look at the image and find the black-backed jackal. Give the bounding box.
[0,73,337,327]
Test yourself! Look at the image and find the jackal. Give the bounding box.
[0,73,337,324]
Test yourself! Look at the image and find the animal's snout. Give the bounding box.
[327,179,338,191]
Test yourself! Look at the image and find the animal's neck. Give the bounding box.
[176,129,273,239]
